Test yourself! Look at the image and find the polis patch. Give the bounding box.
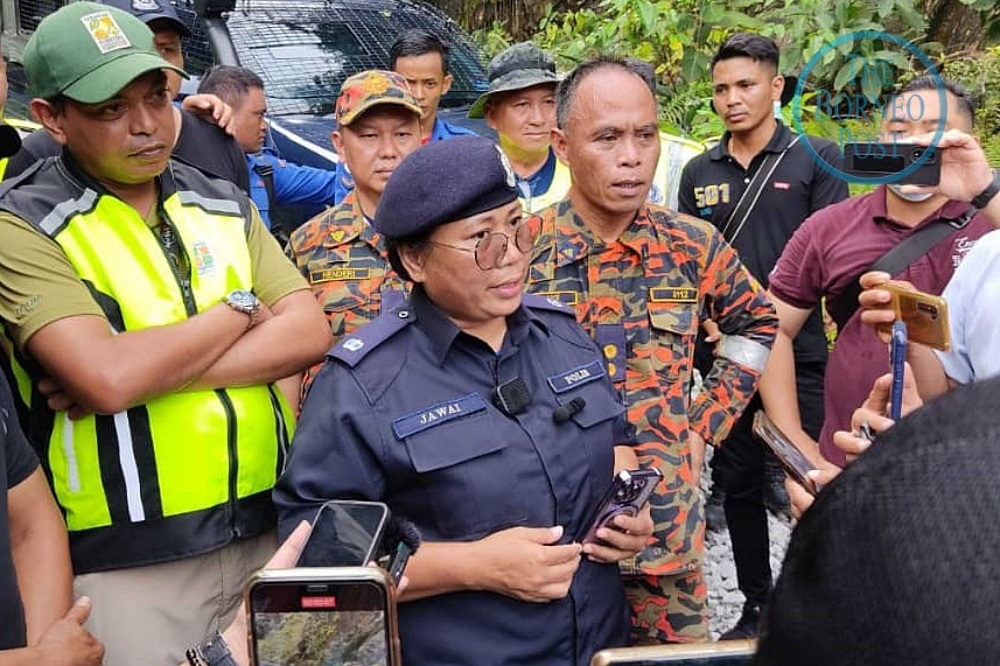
[547,360,603,393]
[392,393,487,439]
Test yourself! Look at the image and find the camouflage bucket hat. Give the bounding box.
[335,70,423,127]
[467,42,559,119]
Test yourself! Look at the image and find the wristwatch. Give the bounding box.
[971,169,1000,210]
[186,630,237,666]
[223,289,261,329]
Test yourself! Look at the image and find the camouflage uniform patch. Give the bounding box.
[527,199,777,642]
[287,191,408,396]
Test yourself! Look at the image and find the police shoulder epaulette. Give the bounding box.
[522,293,575,316]
[328,309,415,367]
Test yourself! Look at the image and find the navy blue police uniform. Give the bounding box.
[275,288,631,664]
[274,136,633,665]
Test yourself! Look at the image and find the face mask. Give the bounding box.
[888,183,935,203]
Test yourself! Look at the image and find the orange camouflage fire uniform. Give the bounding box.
[527,199,778,643]
[286,190,408,395]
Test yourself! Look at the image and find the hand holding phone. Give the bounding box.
[842,141,941,185]
[752,411,822,496]
[247,567,401,666]
[889,321,907,421]
[879,282,950,351]
[580,468,662,545]
[297,500,390,568]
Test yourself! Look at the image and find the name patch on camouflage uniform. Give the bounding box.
[535,291,579,306]
[310,266,371,282]
[392,393,487,439]
[547,360,604,393]
[649,287,698,303]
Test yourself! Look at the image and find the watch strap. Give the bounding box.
[193,631,238,666]
[971,169,1000,210]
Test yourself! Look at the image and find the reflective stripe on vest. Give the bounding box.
[522,159,573,214]
[25,186,293,533]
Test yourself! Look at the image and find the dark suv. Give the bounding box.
[1,0,490,169]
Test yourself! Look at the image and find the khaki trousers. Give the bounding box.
[74,531,276,666]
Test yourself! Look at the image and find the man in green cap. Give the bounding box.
[469,41,570,214]
[0,3,331,664]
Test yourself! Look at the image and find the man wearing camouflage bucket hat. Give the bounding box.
[469,42,572,214]
[0,2,330,663]
[286,70,423,401]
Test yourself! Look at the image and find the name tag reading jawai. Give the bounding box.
[392,393,487,439]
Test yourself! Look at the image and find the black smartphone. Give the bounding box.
[247,567,401,666]
[752,411,821,496]
[581,468,663,545]
[297,500,390,568]
[842,141,941,185]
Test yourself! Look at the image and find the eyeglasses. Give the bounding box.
[428,219,537,271]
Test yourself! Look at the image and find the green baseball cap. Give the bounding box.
[24,1,187,104]
[467,42,560,119]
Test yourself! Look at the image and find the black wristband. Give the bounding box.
[192,631,238,666]
[971,169,1000,210]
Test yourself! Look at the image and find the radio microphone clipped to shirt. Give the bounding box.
[553,397,587,423]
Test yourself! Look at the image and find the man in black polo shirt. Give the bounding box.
[678,32,847,639]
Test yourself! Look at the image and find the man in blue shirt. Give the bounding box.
[390,29,478,145]
[198,65,339,237]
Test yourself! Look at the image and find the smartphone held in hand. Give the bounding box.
[297,500,390,568]
[752,411,821,497]
[246,566,401,666]
[580,468,663,545]
[879,283,950,351]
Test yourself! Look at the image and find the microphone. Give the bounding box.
[493,377,531,416]
[379,517,421,585]
[553,397,586,423]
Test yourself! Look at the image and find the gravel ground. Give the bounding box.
[700,446,793,640]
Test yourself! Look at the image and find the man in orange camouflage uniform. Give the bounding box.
[287,71,422,394]
[527,56,778,643]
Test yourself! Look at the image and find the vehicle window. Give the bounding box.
[177,0,487,118]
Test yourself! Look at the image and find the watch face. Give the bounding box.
[228,290,257,311]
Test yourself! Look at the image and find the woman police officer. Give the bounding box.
[274,136,653,664]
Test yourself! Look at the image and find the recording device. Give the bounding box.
[879,283,951,351]
[590,639,756,665]
[298,500,390,568]
[580,468,663,545]
[246,567,401,666]
[493,377,531,416]
[842,141,941,185]
[377,519,421,586]
[889,320,907,421]
[553,397,587,423]
[752,411,821,497]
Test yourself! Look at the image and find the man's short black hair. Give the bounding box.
[198,65,265,107]
[389,29,450,74]
[710,33,780,73]
[898,75,977,128]
[556,55,652,129]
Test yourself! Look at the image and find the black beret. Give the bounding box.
[373,135,519,240]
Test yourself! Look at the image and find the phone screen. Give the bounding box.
[250,579,390,666]
[298,500,389,568]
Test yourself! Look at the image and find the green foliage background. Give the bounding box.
[470,0,1000,166]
